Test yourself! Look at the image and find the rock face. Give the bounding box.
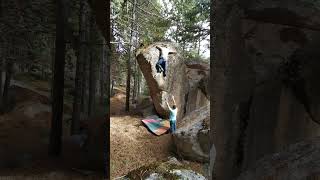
[172,105,210,162]
[211,0,320,179]
[136,42,209,121]
[136,42,188,120]
[185,60,210,116]
[237,137,320,180]
[136,42,210,163]
[242,9,320,169]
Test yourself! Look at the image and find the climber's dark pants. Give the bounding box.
[170,119,176,133]
[156,57,166,77]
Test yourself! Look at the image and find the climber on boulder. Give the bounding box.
[166,95,178,133]
[155,45,177,77]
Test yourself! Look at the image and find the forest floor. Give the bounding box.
[0,76,104,179]
[110,87,205,179]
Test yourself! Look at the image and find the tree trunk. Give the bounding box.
[88,54,96,117]
[81,60,86,112]
[0,59,4,108]
[137,68,141,99]
[135,29,141,101]
[125,53,131,111]
[88,17,98,117]
[0,0,3,17]
[81,4,90,116]
[125,0,136,111]
[198,35,201,55]
[105,43,111,180]
[2,60,13,110]
[132,62,137,103]
[83,43,89,115]
[111,79,114,97]
[88,0,110,177]
[71,0,86,135]
[100,39,105,104]
[50,38,55,101]
[81,41,89,115]
[41,64,44,79]
[49,0,66,156]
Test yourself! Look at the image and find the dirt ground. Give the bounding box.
[110,89,174,179]
[0,78,205,179]
[110,89,208,179]
[0,83,104,179]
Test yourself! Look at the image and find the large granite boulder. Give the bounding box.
[136,42,209,121]
[136,42,188,120]
[172,105,210,162]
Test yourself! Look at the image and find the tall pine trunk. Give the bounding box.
[83,42,89,115]
[132,66,136,103]
[81,7,90,115]
[88,17,98,117]
[88,52,97,117]
[136,68,141,100]
[81,41,89,114]
[198,35,201,55]
[133,29,139,102]
[50,38,55,101]
[104,34,111,180]
[100,40,105,104]
[2,60,13,111]
[0,59,4,108]
[49,0,66,156]
[71,0,86,135]
[125,0,136,111]
[125,51,131,111]
[111,80,114,97]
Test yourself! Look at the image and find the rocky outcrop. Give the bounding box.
[211,0,320,179]
[237,136,320,180]
[185,60,210,116]
[244,0,320,31]
[136,42,209,121]
[172,105,210,162]
[242,10,320,169]
[136,42,188,120]
[136,42,210,162]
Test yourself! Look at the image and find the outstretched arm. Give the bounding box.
[155,46,161,51]
[166,101,172,111]
[168,50,177,54]
[155,46,163,57]
[172,95,176,105]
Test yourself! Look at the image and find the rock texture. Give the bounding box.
[185,60,210,116]
[243,10,320,170]
[136,42,188,120]
[136,42,209,121]
[211,0,320,179]
[172,105,210,162]
[120,156,207,180]
[237,136,320,180]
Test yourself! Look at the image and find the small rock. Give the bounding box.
[173,105,210,162]
[145,173,163,180]
[167,156,182,166]
[171,169,206,180]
